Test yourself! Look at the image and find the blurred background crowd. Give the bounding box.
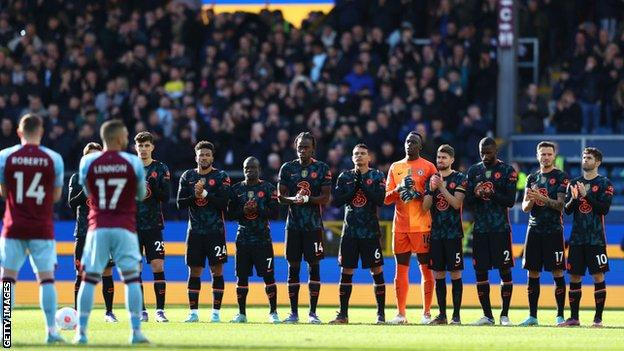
[0,0,622,220]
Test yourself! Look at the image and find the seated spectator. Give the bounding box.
[550,89,583,133]
[519,83,548,133]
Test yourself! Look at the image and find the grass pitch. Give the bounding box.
[9,306,624,350]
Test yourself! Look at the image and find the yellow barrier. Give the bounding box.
[54,242,624,259]
[13,282,624,308]
[205,4,333,27]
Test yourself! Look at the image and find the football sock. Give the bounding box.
[372,272,385,317]
[309,264,321,314]
[77,275,98,334]
[451,278,462,319]
[102,275,114,313]
[554,276,566,317]
[139,275,146,311]
[236,276,249,315]
[435,278,447,317]
[39,279,57,334]
[420,265,434,315]
[187,276,201,311]
[153,271,166,311]
[594,281,606,321]
[264,274,277,314]
[528,277,540,318]
[476,271,493,319]
[339,273,353,317]
[569,282,582,320]
[394,264,409,316]
[287,265,300,315]
[500,272,513,317]
[212,275,224,311]
[74,274,81,310]
[124,277,143,331]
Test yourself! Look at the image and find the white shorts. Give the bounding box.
[0,238,57,273]
[81,228,141,274]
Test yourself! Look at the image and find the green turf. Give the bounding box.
[8,306,624,350]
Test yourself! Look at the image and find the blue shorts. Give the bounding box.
[81,228,141,274]
[0,238,57,273]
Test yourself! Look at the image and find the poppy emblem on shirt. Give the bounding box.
[258,191,265,198]
[366,178,373,185]
[494,172,501,179]
[208,179,216,186]
[151,171,158,178]
[417,169,424,176]
[195,198,208,206]
[549,178,556,185]
[449,182,456,189]
[311,172,318,179]
[592,185,599,192]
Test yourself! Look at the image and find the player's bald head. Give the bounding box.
[244,157,260,168]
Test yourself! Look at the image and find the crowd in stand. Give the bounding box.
[0,0,622,219]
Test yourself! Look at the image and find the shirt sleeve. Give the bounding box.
[321,163,332,187]
[384,163,399,205]
[133,156,147,201]
[53,151,64,188]
[0,149,8,184]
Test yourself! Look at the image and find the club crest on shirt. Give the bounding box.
[485,170,492,178]
[247,191,255,199]
[301,169,308,178]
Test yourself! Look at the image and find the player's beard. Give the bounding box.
[437,164,449,171]
[582,164,594,172]
[200,162,212,170]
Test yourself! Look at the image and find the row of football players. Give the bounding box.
[69,122,613,329]
[0,114,613,345]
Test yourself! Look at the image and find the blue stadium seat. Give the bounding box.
[612,195,624,206]
[611,166,624,179]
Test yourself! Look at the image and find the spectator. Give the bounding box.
[0,118,18,149]
[578,55,603,132]
[456,105,490,163]
[344,60,375,95]
[550,89,583,133]
[519,83,548,133]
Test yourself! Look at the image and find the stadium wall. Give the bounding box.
[11,221,624,308]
